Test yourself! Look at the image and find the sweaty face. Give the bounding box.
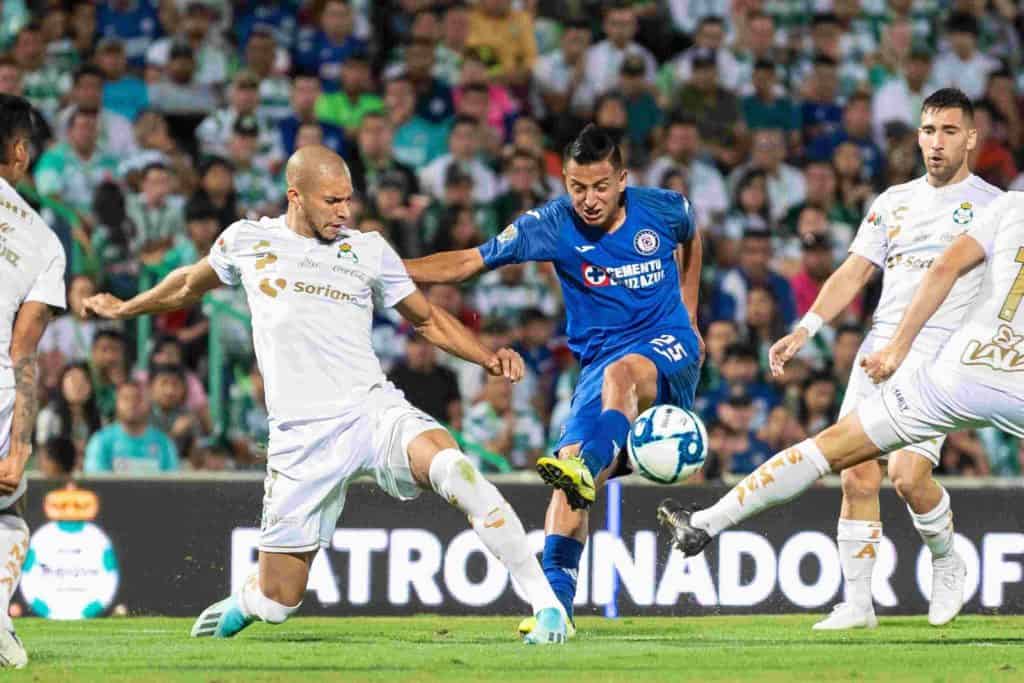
[563,159,626,229]
[918,107,975,185]
[297,170,354,243]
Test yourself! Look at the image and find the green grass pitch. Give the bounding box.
[7,615,1024,682]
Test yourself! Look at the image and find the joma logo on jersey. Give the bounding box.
[961,325,1024,373]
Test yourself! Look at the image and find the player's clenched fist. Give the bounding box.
[82,293,128,320]
[768,327,809,377]
[485,348,524,383]
[861,344,908,384]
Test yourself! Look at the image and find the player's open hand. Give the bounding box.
[861,344,908,384]
[81,293,127,320]
[485,348,525,383]
[768,328,809,377]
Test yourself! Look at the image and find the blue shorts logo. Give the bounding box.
[634,229,659,255]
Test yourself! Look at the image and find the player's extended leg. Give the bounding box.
[405,429,568,645]
[888,450,966,626]
[0,512,29,668]
[191,550,312,638]
[536,354,658,509]
[814,461,883,631]
[658,413,882,556]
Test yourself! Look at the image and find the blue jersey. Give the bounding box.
[97,0,163,68]
[293,30,369,92]
[479,187,697,367]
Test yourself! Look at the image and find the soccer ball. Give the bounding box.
[627,405,708,484]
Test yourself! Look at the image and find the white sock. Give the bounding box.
[429,448,564,618]
[0,516,28,632]
[237,572,301,624]
[692,439,832,537]
[910,487,954,561]
[837,519,881,612]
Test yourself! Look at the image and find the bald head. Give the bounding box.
[285,144,351,191]
[284,145,354,243]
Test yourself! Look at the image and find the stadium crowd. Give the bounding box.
[10,0,1024,477]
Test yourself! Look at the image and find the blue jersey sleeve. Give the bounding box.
[477,199,565,269]
[642,188,696,244]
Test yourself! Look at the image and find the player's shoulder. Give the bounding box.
[220,215,285,242]
[0,180,60,252]
[512,195,573,230]
[963,175,1004,205]
[880,175,926,202]
[628,186,688,214]
[985,191,1024,221]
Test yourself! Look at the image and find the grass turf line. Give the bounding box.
[7,615,1024,682]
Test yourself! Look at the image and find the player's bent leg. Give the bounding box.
[0,513,29,668]
[816,462,884,631]
[661,414,882,556]
[888,450,965,626]
[407,429,567,644]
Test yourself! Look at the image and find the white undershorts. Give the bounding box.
[259,383,442,553]
[0,390,26,510]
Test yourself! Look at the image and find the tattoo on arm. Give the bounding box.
[11,354,38,447]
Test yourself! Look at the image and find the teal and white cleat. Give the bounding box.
[522,607,567,645]
[190,595,254,638]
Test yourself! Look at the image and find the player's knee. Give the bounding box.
[840,463,882,500]
[602,361,637,393]
[889,466,926,502]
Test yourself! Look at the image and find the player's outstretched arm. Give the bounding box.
[394,289,524,382]
[677,229,704,358]
[863,235,986,382]
[2,302,52,494]
[769,254,877,376]
[403,248,487,284]
[82,258,223,320]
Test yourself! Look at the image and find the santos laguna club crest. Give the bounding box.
[953,202,974,225]
[634,229,659,255]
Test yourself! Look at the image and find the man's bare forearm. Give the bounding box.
[404,249,485,284]
[806,255,876,324]
[415,303,492,368]
[680,230,702,323]
[8,353,39,463]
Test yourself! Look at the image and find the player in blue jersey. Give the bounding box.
[404,125,704,628]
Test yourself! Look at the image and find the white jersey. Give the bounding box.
[0,177,66,391]
[850,174,1003,340]
[207,216,416,424]
[936,192,1024,395]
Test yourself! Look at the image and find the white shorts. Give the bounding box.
[859,362,1024,455]
[840,331,945,465]
[259,383,442,553]
[0,390,26,510]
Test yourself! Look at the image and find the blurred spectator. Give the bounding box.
[34,108,120,219]
[808,93,885,183]
[419,116,499,203]
[347,111,418,200]
[931,12,998,101]
[800,55,843,141]
[782,160,857,243]
[96,0,164,68]
[474,262,560,322]
[939,431,991,477]
[197,69,285,175]
[14,21,70,123]
[716,387,774,474]
[385,72,448,172]
[126,163,185,268]
[493,149,548,227]
[243,27,293,124]
[644,115,728,230]
[227,115,284,219]
[584,4,656,97]
[56,65,137,158]
[711,228,797,327]
[39,275,103,366]
[733,11,783,87]
[145,42,219,116]
[833,141,874,217]
[0,55,22,96]
[401,36,455,124]
[121,110,197,194]
[430,204,487,255]
[434,4,470,86]
[277,71,349,158]
[233,1,299,53]
[419,165,497,247]
[162,196,221,269]
[729,128,805,223]
[669,48,742,168]
[513,307,557,394]
[663,16,742,94]
[698,318,739,396]
[316,52,385,134]
[69,1,97,59]
[191,156,240,228]
[148,364,208,467]
[465,0,537,88]
[741,59,801,149]
[533,18,595,129]
[84,381,179,473]
[89,329,128,422]
[38,436,78,478]
[831,323,864,404]
[227,359,269,467]
[970,99,1017,190]
[294,0,367,91]
[369,170,422,257]
[617,54,662,166]
[35,362,102,464]
[720,169,772,261]
[797,371,839,436]
[388,332,462,429]
[454,52,516,152]
[789,231,837,317]
[146,1,229,88]
[94,38,149,122]
[136,336,211,420]
[871,47,934,146]
[464,373,545,470]
[742,283,787,373]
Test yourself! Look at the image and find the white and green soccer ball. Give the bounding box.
[20,521,119,620]
[627,405,708,484]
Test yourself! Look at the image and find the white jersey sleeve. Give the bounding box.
[372,237,416,308]
[965,206,1000,259]
[207,222,243,286]
[848,194,890,267]
[25,243,66,309]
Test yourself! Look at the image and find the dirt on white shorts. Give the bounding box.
[840,331,945,466]
[259,383,442,553]
[858,362,1024,455]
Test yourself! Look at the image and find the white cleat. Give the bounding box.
[929,551,967,626]
[0,630,27,669]
[812,602,878,631]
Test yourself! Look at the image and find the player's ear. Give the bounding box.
[965,125,978,153]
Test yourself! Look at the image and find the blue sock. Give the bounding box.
[542,535,583,622]
[580,409,631,477]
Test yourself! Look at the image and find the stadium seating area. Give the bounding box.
[14,0,1023,477]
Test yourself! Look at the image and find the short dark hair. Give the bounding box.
[461,81,488,97]
[93,328,126,348]
[44,437,77,476]
[140,161,170,180]
[0,94,38,164]
[697,16,725,30]
[667,112,699,130]
[185,196,219,223]
[946,12,979,36]
[835,322,864,341]
[150,363,186,384]
[451,114,479,131]
[563,123,622,169]
[67,106,99,131]
[73,63,105,85]
[723,342,757,362]
[921,88,974,121]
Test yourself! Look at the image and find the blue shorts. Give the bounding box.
[555,327,701,453]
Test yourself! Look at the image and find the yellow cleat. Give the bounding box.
[536,455,596,510]
[518,615,576,639]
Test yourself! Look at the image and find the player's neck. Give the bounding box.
[926,166,971,189]
[601,205,628,234]
[285,205,316,240]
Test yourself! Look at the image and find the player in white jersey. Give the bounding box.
[82,146,570,645]
[0,95,67,668]
[765,89,1000,629]
[657,190,1024,613]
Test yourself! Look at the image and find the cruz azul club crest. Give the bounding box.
[633,229,659,255]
